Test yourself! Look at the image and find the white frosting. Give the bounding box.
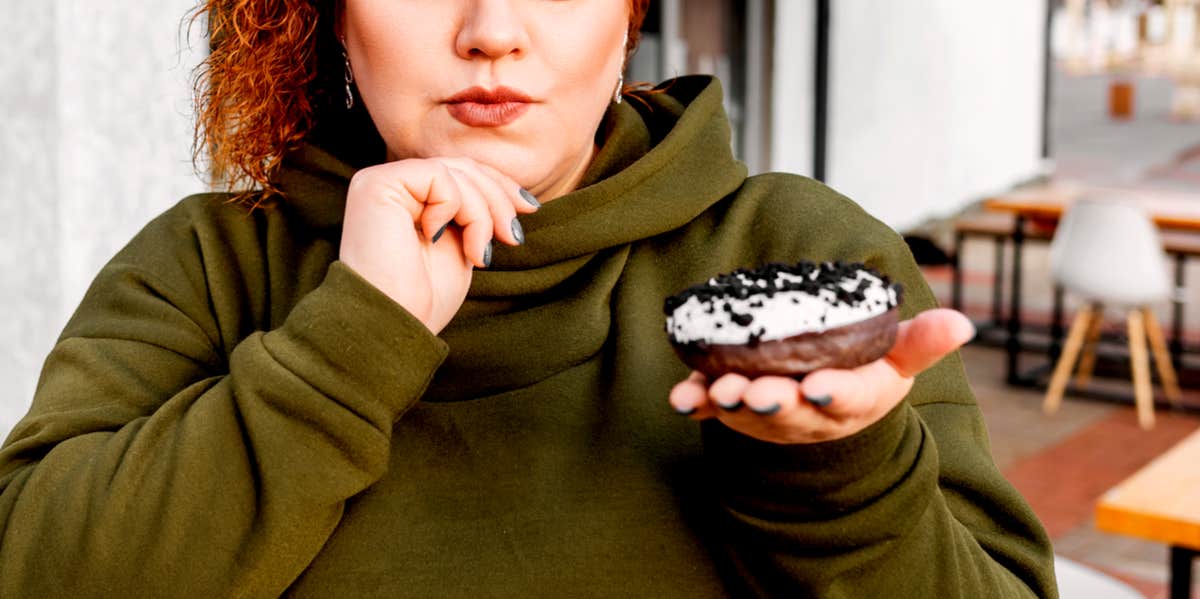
[666,269,897,345]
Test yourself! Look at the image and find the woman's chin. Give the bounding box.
[444,144,549,187]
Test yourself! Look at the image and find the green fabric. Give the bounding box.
[0,75,1056,598]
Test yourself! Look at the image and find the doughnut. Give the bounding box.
[663,261,903,379]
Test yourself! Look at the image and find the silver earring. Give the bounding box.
[614,32,628,104]
[342,41,355,110]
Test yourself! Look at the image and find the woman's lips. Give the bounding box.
[446,101,530,127]
[444,86,534,128]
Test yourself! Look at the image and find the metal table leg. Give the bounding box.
[1170,545,1196,599]
[1006,215,1026,385]
[993,234,1006,328]
[952,231,964,312]
[1172,255,1186,371]
[1050,285,1065,361]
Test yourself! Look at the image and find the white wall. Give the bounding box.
[767,1,1046,230]
[770,0,816,177]
[0,1,206,439]
[825,1,1047,231]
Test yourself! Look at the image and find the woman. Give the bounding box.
[0,0,1056,597]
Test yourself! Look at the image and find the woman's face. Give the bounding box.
[340,0,629,199]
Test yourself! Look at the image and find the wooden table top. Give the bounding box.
[1095,429,1200,550]
[985,182,1200,232]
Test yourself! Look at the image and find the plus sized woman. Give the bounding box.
[0,1,1056,597]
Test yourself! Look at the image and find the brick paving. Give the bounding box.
[1002,409,1200,539]
[959,341,1200,597]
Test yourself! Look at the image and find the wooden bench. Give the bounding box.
[951,212,1052,327]
[1096,429,1200,599]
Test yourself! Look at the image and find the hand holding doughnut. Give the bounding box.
[668,308,975,444]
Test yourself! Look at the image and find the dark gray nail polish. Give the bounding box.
[511,218,525,244]
[717,399,743,411]
[431,224,447,244]
[804,394,833,407]
[519,188,541,208]
[483,241,493,268]
[749,402,782,415]
[674,406,697,416]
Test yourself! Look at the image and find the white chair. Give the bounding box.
[1043,197,1183,430]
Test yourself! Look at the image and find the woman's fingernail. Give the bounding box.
[483,242,493,268]
[804,394,833,407]
[519,188,541,208]
[511,218,525,244]
[960,319,978,344]
[674,405,697,416]
[749,402,782,415]
[431,224,447,244]
[716,399,743,411]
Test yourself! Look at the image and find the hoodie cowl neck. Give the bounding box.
[274,76,748,399]
[276,76,745,265]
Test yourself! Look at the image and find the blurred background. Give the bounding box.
[3,1,1200,596]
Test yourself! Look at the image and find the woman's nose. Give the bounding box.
[455,0,528,60]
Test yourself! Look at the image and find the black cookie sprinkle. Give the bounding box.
[730,312,754,327]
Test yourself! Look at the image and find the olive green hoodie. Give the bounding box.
[0,76,1056,598]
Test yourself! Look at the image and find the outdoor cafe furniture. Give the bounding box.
[1041,198,1182,429]
[981,183,1200,390]
[1097,428,1200,599]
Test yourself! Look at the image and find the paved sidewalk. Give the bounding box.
[956,342,1200,599]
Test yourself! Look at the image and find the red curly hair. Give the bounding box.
[191,0,653,201]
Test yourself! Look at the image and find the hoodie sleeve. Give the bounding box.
[0,203,448,597]
[706,399,1056,598]
[704,181,1058,598]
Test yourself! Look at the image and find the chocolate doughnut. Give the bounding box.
[663,261,903,379]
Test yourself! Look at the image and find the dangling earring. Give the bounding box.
[342,38,355,110]
[614,31,628,104]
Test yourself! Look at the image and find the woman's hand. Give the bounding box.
[668,309,975,445]
[340,157,539,334]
